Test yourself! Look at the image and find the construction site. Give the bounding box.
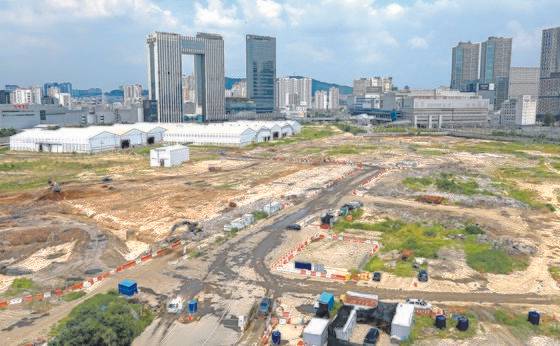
[1,124,560,345]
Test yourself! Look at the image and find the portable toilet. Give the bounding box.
[118,279,138,297]
[319,292,335,311]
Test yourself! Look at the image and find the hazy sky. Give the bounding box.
[0,0,558,90]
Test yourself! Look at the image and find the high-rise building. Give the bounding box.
[58,93,72,109]
[276,77,312,109]
[123,84,143,107]
[537,26,560,117]
[451,41,480,92]
[182,75,196,103]
[314,90,328,110]
[509,67,539,98]
[480,37,512,109]
[328,87,340,110]
[246,35,276,113]
[147,31,225,122]
[0,90,10,104]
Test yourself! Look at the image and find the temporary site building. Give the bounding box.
[163,125,257,147]
[150,144,189,167]
[279,122,294,137]
[9,127,121,153]
[287,120,302,134]
[125,123,166,144]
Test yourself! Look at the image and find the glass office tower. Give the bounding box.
[246,35,276,113]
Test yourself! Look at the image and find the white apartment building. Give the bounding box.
[276,77,312,110]
[497,95,537,127]
[328,87,340,110]
[314,90,328,110]
[123,84,143,107]
[58,93,72,109]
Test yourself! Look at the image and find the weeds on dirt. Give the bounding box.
[252,210,268,220]
[403,173,486,196]
[464,238,528,274]
[494,309,560,340]
[248,126,336,148]
[2,278,39,298]
[62,291,86,302]
[334,123,366,135]
[404,312,479,345]
[549,266,560,282]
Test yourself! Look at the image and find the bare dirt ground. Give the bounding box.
[1,129,560,345]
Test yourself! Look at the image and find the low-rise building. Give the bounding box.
[150,145,189,167]
[495,95,537,127]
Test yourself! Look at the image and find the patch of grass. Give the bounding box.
[2,278,39,298]
[549,266,560,282]
[464,238,528,274]
[364,256,385,272]
[403,176,433,191]
[252,210,268,220]
[404,313,479,345]
[0,146,9,154]
[393,260,415,277]
[372,126,408,133]
[382,223,454,259]
[497,161,560,183]
[62,291,86,302]
[504,184,546,209]
[334,122,367,135]
[326,145,359,156]
[435,173,481,195]
[494,309,560,339]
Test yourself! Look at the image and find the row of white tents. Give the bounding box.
[9,120,302,153]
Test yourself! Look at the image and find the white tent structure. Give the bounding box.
[9,127,120,153]
[163,125,257,147]
[9,120,300,152]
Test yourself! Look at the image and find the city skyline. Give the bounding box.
[0,0,559,90]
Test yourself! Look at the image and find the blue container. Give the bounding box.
[188,299,198,314]
[435,315,446,329]
[271,330,281,345]
[456,316,469,331]
[294,261,312,270]
[319,292,335,311]
[118,279,138,297]
[528,311,540,325]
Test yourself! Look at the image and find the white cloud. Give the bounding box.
[383,3,404,18]
[194,0,241,29]
[408,36,429,49]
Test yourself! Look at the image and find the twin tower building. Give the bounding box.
[147,32,276,122]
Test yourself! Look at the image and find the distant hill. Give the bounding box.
[309,78,352,95]
[225,76,352,95]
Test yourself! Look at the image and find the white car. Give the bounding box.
[405,298,432,310]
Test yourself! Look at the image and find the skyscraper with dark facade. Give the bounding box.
[538,26,560,117]
[480,37,512,109]
[451,42,480,92]
[246,35,276,113]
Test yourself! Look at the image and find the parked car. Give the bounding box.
[372,272,382,282]
[418,269,429,282]
[259,297,272,316]
[286,224,302,231]
[363,327,380,345]
[405,298,432,310]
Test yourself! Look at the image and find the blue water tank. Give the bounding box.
[271,330,281,345]
[456,316,469,331]
[118,279,138,297]
[188,299,198,314]
[435,315,446,329]
[528,311,540,325]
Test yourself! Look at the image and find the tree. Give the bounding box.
[543,112,555,127]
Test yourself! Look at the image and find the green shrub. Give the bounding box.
[252,210,268,220]
[464,224,484,235]
[364,256,385,272]
[49,291,153,345]
[62,291,86,302]
[464,240,528,274]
